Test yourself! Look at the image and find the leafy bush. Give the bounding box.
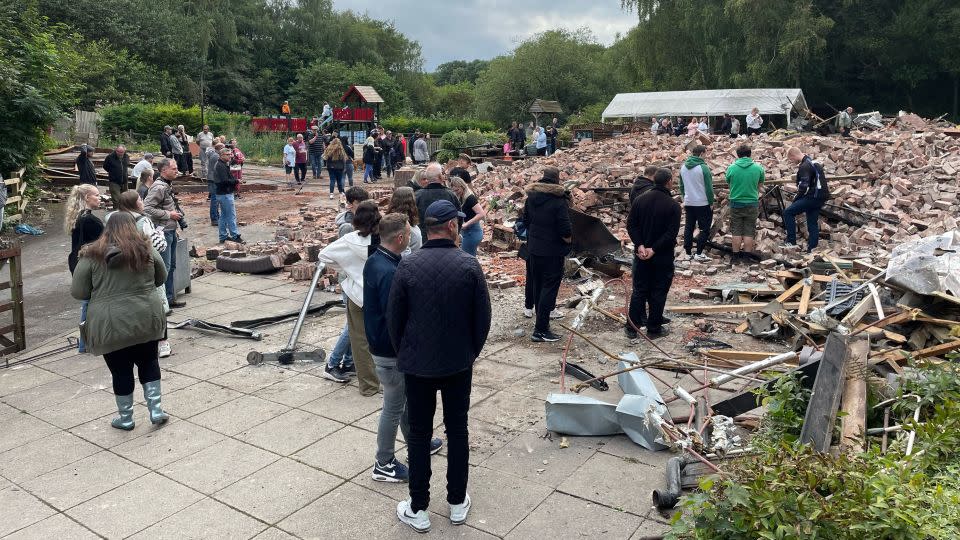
[99,103,250,141]
[382,116,495,136]
[667,361,960,540]
[440,130,504,151]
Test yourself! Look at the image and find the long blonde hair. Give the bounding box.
[65,184,99,233]
[449,177,473,202]
[324,137,346,161]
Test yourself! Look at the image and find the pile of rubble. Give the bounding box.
[470,113,960,263]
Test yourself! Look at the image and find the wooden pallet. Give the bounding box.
[0,245,25,358]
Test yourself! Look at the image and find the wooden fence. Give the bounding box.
[4,169,27,223]
[0,245,25,357]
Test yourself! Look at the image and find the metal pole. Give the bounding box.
[283,262,326,352]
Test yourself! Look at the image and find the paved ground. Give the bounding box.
[0,269,690,539]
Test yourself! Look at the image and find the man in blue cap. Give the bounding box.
[388,199,492,533]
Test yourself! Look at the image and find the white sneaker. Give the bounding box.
[694,253,712,262]
[449,493,471,525]
[158,340,171,358]
[549,309,564,319]
[397,499,431,533]
[329,193,334,199]
[523,308,534,318]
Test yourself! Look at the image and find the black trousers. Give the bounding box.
[527,255,564,333]
[683,205,713,255]
[628,255,674,331]
[523,257,534,310]
[406,369,472,512]
[103,340,161,395]
[746,127,762,136]
[294,163,307,183]
[373,154,382,179]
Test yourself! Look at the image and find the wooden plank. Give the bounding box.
[840,338,869,454]
[840,294,875,327]
[8,252,24,353]
[773,270,842,284]
[931,291,960,307]
[800,333,850,453]
[667,301,824,314]
[870,339,960,365]
[776,280,805,303]
[798,284,812,316]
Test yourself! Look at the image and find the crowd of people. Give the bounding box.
[506,117,560,156]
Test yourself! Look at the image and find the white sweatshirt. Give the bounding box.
[317,231,373,307]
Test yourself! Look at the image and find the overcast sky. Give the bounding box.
[331,0,637,71]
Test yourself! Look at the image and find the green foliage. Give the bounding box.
[381,117,494,136]
[566,102,611,126]
[289,59,407,117]
[435,83,478,119]
[432,59,490,86]
[474,29,616,127]
[99,104,250,141]
[667,361,960,540]
[754,373,811,444]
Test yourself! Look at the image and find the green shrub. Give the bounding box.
[440,130,504,151]
[99,103,250,141]
[382,116,495,135]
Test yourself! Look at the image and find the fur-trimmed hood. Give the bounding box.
[525,182,567,197]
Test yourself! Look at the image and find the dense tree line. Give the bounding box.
[1,0,954,176]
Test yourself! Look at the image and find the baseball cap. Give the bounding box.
[424,200,465,225]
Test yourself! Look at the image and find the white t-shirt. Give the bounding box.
[131,159,153,180]
[746,113,763,129]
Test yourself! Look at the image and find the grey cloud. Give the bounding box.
[331,0,635,70]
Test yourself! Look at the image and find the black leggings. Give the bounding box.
[103,340,161,395]
[294,163,307,183]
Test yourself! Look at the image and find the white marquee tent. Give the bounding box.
[601,88,808,121]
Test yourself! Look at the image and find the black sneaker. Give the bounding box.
[169,299,187,308]
[340,363,356,377]
[647,327,670,339]
[531,330,561,343]
[231,235,246,244]
[372,458,409,483]
[321,365,349,383]
[624,326,638,339]
[661,317,673,325]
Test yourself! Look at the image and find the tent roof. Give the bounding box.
[601,89,807,119]
[529,99,562,114]
[341,85,384,104]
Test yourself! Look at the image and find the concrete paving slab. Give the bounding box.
[251,527,299,540]
[457,465,553,537]
[631,518,674,538]
[65,472,204,539]
[506,491,643,540]
[158,341,219,367]
[2,376,97,412]
[1,513,99,539]
[0,365,62,397]
[112,420,227,469]
[301,386,383,424]
[21,450,148,511]
[159,438,278,495]
[213,458,341,524]
[39,352,103,378]
[480,431,597,488]
[209,365,299,394]
[469,390,546,432]
[471,359,532,391]
[293,425,377,479]
[163,381,243,418]
[190,395,289,436]
[128,497,267,540]
[591,434,675,469]
[0,411,60,453]
[252,372,340,407]
[383,520,499,539]
[0,485,58,536]
[32,389,118,429]
[278,482,397,539]
[557,451,662,517]
[467,418,518,465]
[483,343,552,370]
[353,452,445,511]
[69,414,153,448]
[237,409,343,456]
[0,431,100,484]
[167,350,247,381]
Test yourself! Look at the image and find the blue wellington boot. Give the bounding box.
[111,394,135,430]
[142,380,170,425]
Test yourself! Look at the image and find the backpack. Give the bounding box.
[812,161,830,200]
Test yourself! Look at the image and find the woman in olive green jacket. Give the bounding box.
[71,213,170,430]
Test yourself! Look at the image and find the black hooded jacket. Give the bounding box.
[522,182,572,257]
[629,176,654,205]
[627,185,681,260]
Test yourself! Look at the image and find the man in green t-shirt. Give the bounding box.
[724,145,765,264]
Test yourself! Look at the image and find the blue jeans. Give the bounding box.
[310,153,324,178]
[78,300,89,352]
[373,354,408,464]
[328,293,354,369]
[162,230,178,302]
[783,197,825,251]
[217,193,240,242]
[328,168,345,194]
[460,223,482,256]
[207,182,219,223]
[363,163,373,182]
[345,161,354,186]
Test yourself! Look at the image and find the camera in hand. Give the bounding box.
[172,196,188,230]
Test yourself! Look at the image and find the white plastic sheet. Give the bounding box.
[601,88,808,120]
[885,230,960,296]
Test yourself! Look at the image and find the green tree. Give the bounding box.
[433,60,490,86]
[474,29,614,127]
[288,59,407,117]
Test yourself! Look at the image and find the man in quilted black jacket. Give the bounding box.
[388,200,492,532]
